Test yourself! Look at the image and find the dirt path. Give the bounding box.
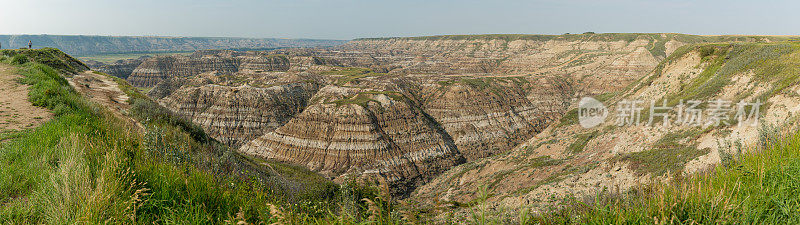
[67,71,131,113]
[0,64,51,134]
[67,70,144,131]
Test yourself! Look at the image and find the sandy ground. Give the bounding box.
[67,71,130,113]
[0,64,51,134]
[67,70,144,132]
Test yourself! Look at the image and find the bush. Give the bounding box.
[129,98,209,143]
[698,46,716,58]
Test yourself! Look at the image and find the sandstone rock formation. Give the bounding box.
[416,76,573,160]
[156,72,321,148]
[239,85,466,195]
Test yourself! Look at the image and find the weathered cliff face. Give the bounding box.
[155,72,321,148]
[415,76,573,161]
[311,34,782,94]
[127,50,291,87]
[325,35,671,95]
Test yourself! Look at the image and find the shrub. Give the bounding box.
[698,45,716,58]
[129,98,209,143]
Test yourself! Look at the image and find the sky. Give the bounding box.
[1,0,798,40]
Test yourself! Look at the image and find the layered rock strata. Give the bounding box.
[239,85,466,195]
[156,72,321,148]
[416,76,573,160]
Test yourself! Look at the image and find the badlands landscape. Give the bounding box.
[4,32,800,224]
[94,33,800,218]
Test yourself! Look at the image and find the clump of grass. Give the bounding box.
[698,45,716,58]
[129,98,209,143]
[556,108,578,127]
[613,129,709,176]
[319,67,389,85]
[329,91,405,108]
[567,131,598,154]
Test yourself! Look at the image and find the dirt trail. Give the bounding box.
[67,71,130,112]
[67,70,143,131]
[0,64,51,134]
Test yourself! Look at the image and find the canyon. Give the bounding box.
[85,33,794,208]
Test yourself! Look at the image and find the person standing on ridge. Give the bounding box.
[28,41,32,49]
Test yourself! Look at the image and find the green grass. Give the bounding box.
[0,62,137,224]
[319,67,390,86]
[612,129,709,176]
[1,48,89,74]
[329,91,405,108]
[0,53,407,224]
[567,131,598,154]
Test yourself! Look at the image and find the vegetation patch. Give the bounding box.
[329,91,406,109]
[567,131,599,154]
[1,48,88,74]
[614,129,708,176]
[556,108,578,127]
[320,67,389,85]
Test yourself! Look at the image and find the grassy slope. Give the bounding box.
[534,128,800,224]
[0,50,405,224]
[526,42,800,224]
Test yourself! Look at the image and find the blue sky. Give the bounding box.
[1,0,797,40]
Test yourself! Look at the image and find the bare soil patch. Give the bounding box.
[0,64,51,135]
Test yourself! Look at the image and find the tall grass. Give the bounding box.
[531,125,800,224]
[0,60,139,224]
